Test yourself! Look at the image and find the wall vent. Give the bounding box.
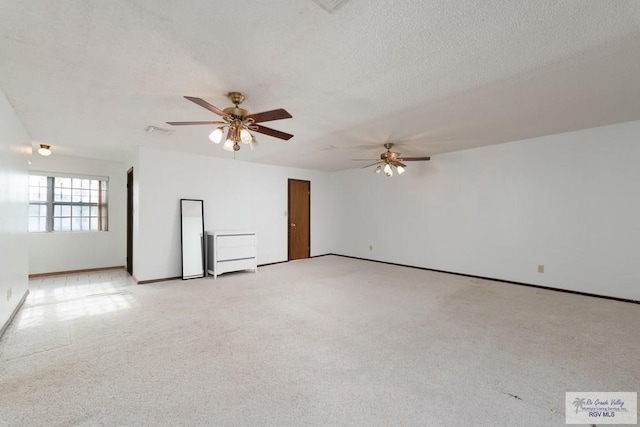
[312,0,349,13]
[145,125,173,135]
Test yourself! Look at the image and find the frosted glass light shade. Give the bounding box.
[383,163,392,175]
[38,144,52,156]
[374,165,382,174]
[240,128,252,144]
[396,165,405,175]
[209,127,224,143]
[223,139,235,152]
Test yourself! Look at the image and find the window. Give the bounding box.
[29,174,108,232]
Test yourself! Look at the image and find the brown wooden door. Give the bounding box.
[288,179,310,260]
[126,168,133,275]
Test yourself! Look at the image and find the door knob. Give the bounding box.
[290,223,296,227]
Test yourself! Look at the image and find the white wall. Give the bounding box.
[132,146,335,282]
[0,88,30,330]
[28,155,127,274]
[333,120,640,301]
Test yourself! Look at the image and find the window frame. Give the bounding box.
[29,173,109,233]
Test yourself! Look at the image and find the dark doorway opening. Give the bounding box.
[126,167,133,275]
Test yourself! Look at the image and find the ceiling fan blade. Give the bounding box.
[392,161,407,168]
[361,161,383,169]
[246,108,292,123]
[398,156,431,161]
[184,96,228,117]
[252,124,294,140]
[166,121,226,126]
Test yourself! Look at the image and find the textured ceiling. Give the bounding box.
[1,1,639,171]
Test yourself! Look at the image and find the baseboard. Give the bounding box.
[154,254,335,285]
[256,254,331,268]
[0,289,30,340]
[136,254,332,284]
[136,276,181,285]
[29,265,124,278]
[330,253,639,305]
[257,260,288,268]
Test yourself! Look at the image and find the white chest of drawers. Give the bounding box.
[207,230,257,279]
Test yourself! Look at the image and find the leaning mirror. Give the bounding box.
[180,199,205,279]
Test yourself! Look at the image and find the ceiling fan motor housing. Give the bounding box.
[381,151,398,161]
[223,106,248,119]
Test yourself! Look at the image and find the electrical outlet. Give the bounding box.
[369,245,373,251]
[537,265,544,274]
[6,288,12,301]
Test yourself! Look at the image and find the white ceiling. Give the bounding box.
[1,1,639,171]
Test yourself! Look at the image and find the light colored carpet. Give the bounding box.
[1,256,638,426]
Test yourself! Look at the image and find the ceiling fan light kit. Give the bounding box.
[353,143,430,177]
[167,92,293,152]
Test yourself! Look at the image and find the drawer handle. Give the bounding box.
[290,223,296,227]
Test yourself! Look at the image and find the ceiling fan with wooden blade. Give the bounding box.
[252,124,294,140]
[246,108,292,123]
[353,143,430,176]
[166,92,293,151]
